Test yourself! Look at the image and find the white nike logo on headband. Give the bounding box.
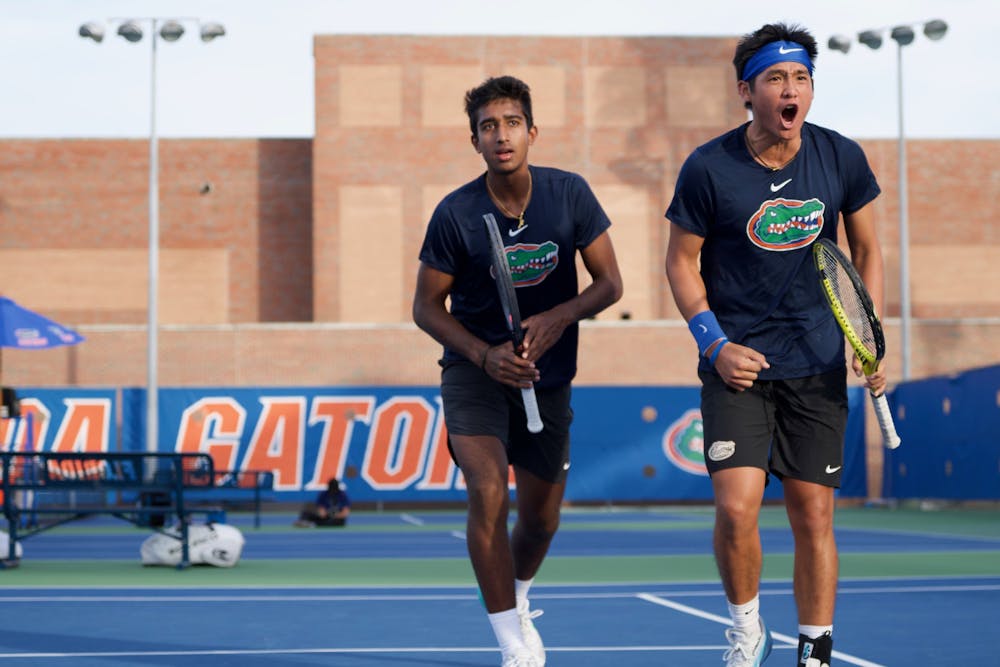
[778,46,804,54]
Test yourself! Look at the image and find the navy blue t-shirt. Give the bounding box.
[666,122,881,380]
[317,488,350,512]
[419,165,611,388]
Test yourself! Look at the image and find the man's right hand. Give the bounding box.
[713,342,769,391]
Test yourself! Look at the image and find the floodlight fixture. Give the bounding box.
[117,21,143,43]
[79,22,105,43]
[827,35,851,54]
[858,30,883,50]
[890,25,916,47]
[200,22,226,42]
[923,20,948,41]
[159,21,185,42]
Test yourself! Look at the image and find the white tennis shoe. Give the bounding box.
[517,599,545,665]
[501,649,540,667]
[723,617,773,666]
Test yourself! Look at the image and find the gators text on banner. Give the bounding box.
[3,386,867,502]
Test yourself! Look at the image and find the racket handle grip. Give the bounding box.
[521,386,544,434]
[871,392,901,449]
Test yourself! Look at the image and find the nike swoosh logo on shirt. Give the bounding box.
[508,225,528,237]
[770,178,792,192]
[778,46,804,54]
[825,465,842,474]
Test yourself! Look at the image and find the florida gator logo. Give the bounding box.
[662,408,708,476]
[505,242,559,287]
[747,198,824,251]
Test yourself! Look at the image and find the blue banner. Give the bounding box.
[884,364,1000,499]
[0,388,118,453]
[126,385,866,502]
[6,385,868,502]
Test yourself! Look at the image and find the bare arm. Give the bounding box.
[843,201,889,394]
[665,222,769,390]
[843,201,885,318]
[520,230,623,362]
[412,262,537,387]
[665,222,709,320]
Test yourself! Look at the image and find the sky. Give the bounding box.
[2,0,996,140]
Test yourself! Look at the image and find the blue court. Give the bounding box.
[0,506,997,665]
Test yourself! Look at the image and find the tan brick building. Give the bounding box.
[1,34,997,390]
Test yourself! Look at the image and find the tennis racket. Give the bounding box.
[813,238,901,449]
[483,213,544,434]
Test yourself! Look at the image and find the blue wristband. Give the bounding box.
[688,310,727,356]
[708,339,729,366]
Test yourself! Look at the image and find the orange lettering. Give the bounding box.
[362,397,434,490]
[50,399,111,454]
[307,397,374,490]
[49,399,112,478]
[0,399,49,452]
[242,397,305,491]
[175,398,246,472]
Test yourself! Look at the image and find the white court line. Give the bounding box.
[840,526,1000,544]
[0,594,479,603]
[3,573,996,590]
[0,645,746,660]
[450,529,466,540]
[637,593,886,667]
[825,583,1000,594]
[399,513,424,526]
[4,581,998,603]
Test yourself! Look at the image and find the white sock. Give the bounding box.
[515,578,533,609]
[488,608,524,654]
[728,595,760,634]
[799,624,832,639]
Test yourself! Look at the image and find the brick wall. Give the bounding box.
[0,35,997,393]
[0,138,312,325]
[311,35,748,323]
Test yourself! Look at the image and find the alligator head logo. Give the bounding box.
[505,242,559,287]
[746,198,824,251]
[662,408,708,476]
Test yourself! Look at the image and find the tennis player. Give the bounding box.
[665,23,888,667]
[413,75,622,667]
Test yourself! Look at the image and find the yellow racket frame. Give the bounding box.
[816,274,878,375]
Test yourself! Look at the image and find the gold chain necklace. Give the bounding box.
[745,127,795,172]
[486,170,532,229]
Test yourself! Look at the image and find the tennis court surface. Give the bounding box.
[1,505,997,666]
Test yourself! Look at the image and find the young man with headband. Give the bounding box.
[413,75,622,667]
[665,23,888,667]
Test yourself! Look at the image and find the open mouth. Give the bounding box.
[781,104,798,125]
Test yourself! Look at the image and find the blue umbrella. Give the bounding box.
[0,297,84,349]
[0,297,83,449]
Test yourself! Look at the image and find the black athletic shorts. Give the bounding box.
[440,360,573,483]
[698,368,848,487]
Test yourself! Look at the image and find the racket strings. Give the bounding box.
[823,253,878,358]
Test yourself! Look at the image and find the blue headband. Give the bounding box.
[741,40,814,82]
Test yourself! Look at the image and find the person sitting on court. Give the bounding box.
[293,478,351,527]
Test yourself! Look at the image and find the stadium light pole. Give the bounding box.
[827,20,947,381]
[79,18,226,454]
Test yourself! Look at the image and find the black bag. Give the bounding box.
[138,492,171,528]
